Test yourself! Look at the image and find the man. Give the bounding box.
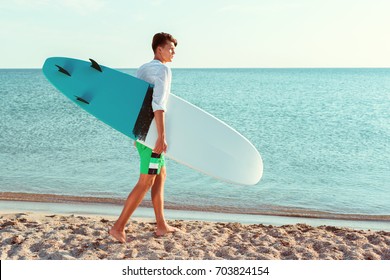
[109,32,178,243]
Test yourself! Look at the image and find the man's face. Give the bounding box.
[159,41,176,63]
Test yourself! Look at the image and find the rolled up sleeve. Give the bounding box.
[152,66,171,112]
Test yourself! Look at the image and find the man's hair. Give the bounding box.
[152,32,177,53]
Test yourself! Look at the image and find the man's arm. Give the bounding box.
[153,110,167,154]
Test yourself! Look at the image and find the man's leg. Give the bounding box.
[109,174,156,243]
[151,167,178,236]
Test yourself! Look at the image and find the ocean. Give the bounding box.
[1,67,389,218]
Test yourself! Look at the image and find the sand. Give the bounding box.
[1,212,390,260]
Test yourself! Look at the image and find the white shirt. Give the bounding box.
[136,60,172,112]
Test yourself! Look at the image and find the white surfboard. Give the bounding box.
[43,57,263,186]
[142,94,263,185]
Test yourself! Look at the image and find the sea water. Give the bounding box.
[0,68,389,217]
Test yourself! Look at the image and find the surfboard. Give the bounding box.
[42,57,263,185]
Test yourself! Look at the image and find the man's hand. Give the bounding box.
[153,110,167,154]
[154,136,168,154]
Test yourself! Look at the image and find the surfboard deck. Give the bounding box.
[42,57,263,185]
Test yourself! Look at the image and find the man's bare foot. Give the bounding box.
[155,224,181,237]
[109,227,126,243]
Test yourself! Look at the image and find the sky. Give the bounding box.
[0,0,389,68]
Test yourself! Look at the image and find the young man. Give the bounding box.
[109,32,178,243]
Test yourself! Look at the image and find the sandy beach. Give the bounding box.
[1,211,389,260]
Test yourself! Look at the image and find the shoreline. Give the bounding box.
[1,192,390,231]
[1,193,390,260]
[1,191,390,222]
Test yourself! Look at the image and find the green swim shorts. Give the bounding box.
[136,142,165,175]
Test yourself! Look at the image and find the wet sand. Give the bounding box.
[2,192,390,221]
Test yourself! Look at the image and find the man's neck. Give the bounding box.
[154,55,167,64]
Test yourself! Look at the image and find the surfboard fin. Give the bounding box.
[89,58,102,72]
[74,96,90,105]
[55,65,71,77]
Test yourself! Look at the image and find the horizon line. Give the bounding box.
[1,66,390,70]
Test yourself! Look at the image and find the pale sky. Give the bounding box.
[1,0,389,68]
